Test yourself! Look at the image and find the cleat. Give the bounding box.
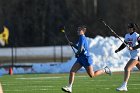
[62,86,72,93]
[104,66,112,76]
[116,86,128,91]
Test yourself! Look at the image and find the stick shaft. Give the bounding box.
[101,20,129,48]
[63,31,76,54]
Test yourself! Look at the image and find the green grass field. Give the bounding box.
[0,72,140,93]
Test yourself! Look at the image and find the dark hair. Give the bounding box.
[128,22,135,28]
[78,25,87,32]
[80,25,86,28]
[127,22,139,31]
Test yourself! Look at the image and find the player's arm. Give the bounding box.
[115,42,126,53]
[132,36,140,50]
[76,45,83,54]
[69,42,78,49]
[69,36,83,50]
[75,37,84,57]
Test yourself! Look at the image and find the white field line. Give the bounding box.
[129,84,140,86]
[15,75,87,80]
[2,80,63,85]
[3,81,140,87]
[0,82,3,93]
[4,88,60,92]
[2,84,54,88]
[15,76,61,80]
[75,83,140,88]
[4,87,140,92]
[89,84,140,86]
[91,87,140,90]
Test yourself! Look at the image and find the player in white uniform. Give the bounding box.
[115,23,140,91]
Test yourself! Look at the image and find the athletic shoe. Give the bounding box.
[116,86,128,91]
[104,66,112,75]
[62,86,72,93]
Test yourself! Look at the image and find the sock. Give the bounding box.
[103,68,106,73]
[68,83,72,88]
[122,82,127,87]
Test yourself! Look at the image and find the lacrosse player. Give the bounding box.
[62,25,111,93]
[116,23,140,91]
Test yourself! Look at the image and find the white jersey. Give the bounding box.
[124,32,140,60]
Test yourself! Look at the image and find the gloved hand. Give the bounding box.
[115,49,119,53]
[75,53,79,58]
[69,42,74,46]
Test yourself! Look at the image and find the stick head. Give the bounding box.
[61,29,65,33]
[99,18,103,21]
[60,26,65,33]
[99,18,107,25]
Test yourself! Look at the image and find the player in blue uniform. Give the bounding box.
[62,25,111,93]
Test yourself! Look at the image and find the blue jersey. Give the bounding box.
[77,35,89,57]
[75,35,93,67]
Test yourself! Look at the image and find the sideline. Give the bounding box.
[0,82,3,93]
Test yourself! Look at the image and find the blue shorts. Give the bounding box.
[76,56,93,67]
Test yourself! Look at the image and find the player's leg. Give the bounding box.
[136,62,140,70]
[124,59,138,84]
[84,56,111,77]
[62,62,82,93]
[85,65,111,78]
[136,57,140,70]
[116,59,139,91]
[69,62,82,87]
[85,65,103,77]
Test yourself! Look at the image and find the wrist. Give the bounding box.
[115,49,119,53]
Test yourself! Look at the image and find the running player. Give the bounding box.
[115,22,140,91]
[62,25,112,93]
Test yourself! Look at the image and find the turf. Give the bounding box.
[0,72,140,93]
